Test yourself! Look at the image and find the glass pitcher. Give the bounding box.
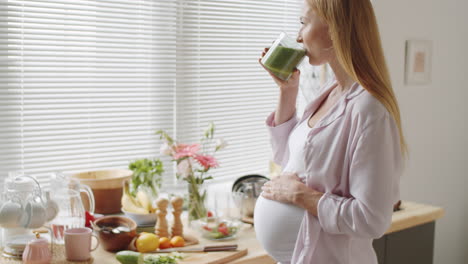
[50,172,95,214]
[50,172,94,244]
[49,189,85,244]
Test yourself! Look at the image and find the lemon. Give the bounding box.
[135,233,159,253]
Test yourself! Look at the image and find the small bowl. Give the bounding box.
[192,218,242,241]
[93,216,137,252]
[122,209,157,226]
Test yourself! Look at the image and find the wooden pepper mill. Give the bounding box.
[171,196,184,237]
[155,198,169,238]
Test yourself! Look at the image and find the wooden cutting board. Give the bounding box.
[92,223,250,263]
[94,242,248,264]
[178,248,248,264]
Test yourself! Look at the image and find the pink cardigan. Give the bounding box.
[266,81,403,264]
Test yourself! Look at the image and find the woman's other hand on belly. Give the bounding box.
[261,172,305,204]
[262,172,324,216]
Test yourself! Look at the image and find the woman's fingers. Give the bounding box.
[258,46,301,91]
[258,58,284,83]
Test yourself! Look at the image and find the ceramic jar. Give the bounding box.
[22,233,52,264]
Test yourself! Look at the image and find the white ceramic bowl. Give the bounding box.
[122,209,157,226]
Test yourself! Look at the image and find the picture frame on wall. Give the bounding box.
[405,40,433,85]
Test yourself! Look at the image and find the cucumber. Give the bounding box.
[116,250,143,264]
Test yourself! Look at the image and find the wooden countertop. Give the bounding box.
[385,200,445,234]
[92,201,444,264]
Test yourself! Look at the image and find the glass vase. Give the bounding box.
[187,181,207,223]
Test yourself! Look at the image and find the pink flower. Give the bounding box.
[194,154,218,170]
[215,138,228,151]
[160,142,174,156]
[177,158,192,178]
[173,143,201,160]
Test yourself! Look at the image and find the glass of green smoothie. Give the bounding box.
[261,32,306,81]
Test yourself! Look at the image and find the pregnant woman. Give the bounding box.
[254,0,406,263]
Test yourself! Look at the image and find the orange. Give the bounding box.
[170,236,185,247]
[159,237,171,249]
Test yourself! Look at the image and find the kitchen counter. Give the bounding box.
[384,200,444,234]
[0,201,438,263]
[91,200,444,264]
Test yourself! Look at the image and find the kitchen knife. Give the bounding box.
[153,244,238,253]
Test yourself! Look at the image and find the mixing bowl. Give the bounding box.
[71,169,132,214]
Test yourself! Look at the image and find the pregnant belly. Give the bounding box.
[254,195,304,262]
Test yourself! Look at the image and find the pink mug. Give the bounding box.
[64,227,99,261]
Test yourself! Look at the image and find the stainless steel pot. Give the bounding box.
[232,174,268,217]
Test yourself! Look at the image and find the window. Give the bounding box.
[0,0,177,188]
[0,0,322,189]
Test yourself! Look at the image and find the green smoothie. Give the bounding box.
[262,45,306,80]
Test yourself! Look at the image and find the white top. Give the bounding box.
[282,118,313,176]
[254,118,311,263]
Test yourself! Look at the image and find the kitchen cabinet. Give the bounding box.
[370,201,444,264]
[373,222,436,264]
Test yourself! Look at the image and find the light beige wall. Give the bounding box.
[373,0,468,263]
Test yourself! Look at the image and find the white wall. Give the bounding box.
[374,0,468,263]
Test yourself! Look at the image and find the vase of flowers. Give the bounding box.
[156,123,227,222]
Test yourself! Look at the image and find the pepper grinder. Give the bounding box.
[155,198,169,238]
[170,196,184,237]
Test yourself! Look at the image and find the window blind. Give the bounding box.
[0,0,177,187]
[174,0,303,183]
[0,0,321,189]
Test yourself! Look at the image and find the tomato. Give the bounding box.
[218,226,229,236]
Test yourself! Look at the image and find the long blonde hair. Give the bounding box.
[308,0,408,156]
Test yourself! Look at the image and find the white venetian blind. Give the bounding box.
[0,0,311,189]
[0,0,177,186]
[174,0,303,183]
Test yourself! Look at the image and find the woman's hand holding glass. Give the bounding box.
[259,47,301,95]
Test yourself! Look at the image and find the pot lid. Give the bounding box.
[28,232,49,246]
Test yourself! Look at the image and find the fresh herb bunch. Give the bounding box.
[115,250,183,264]
[128,158,164,197]
[144,253,184,264]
